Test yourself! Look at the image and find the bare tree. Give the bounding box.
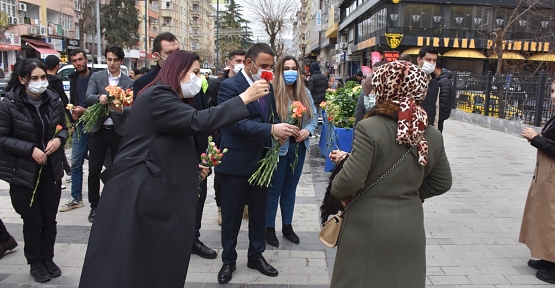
[64,0,97,48]
[246,0,296,58]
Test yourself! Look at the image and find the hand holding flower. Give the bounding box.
[240,80,270,104]
[294,129,310,142]
[32,147,47,165]
[44,138,62,156]
[109,102,123,113]
[71,106,86,120]
[98,94,108,105]
[198,164,210,181]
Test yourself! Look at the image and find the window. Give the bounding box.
[61,14,73,31]
[0,0,15,17]
[403,3,442,29]
[74,0,80,11]
[450,5,475,30]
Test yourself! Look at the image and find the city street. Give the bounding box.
[0,119,551,287]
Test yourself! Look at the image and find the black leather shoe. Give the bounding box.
[192,240,217,259]
[43,257,61,277]
[537,267,555,284]
[282,225,300,244]
[0,236,17,259]
[265,227,279,247]
[30,261,51,283]
[247,256,278,277]
[217,264,236,284]
[528,259,555,270]
[88,208,96,223]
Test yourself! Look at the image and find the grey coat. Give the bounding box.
[85,69,134,135]
[330,115,452,288]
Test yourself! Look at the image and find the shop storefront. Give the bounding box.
[46,38,66,62]
[22,38,59,60]
[0,32,21,75]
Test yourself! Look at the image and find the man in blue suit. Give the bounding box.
[215,43,299,284]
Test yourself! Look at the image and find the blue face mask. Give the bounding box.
[283,70,298,85]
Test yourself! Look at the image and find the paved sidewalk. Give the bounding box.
[0,119,551,287]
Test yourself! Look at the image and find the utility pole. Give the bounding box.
[215,0,219,72]
[144,0,148,67]
[96,0,101,64]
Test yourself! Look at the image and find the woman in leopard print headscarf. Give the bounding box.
[327,61,452,288]
[372,60,430,165]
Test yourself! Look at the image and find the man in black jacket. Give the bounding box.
[307,62,328,136]
[204,49,246,228]
[133,32,179,99]
[417,46,440,127]
[434,67,454,132]
[59,49,93,213]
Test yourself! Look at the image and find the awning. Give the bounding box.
[488,51,525,60]
[401,47,422,56]
[22,38,59,59]
[528,53,555,62]
[442,49,486,59]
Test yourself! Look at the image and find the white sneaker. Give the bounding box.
[59,199,84,212]
[65,175,71,183]
[61,185,66,190]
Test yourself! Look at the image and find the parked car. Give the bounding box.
[457,91,522,120]
[0,78,7,97]
[56,64,129,98]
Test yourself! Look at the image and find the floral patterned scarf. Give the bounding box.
[371,61,429,166]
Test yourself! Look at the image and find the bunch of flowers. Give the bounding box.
[198,135,227,194]
[323,81,360,128]
[75,85,133,134]
[249,101,307,187]
[200,135,228,168]
[31,124,63,207]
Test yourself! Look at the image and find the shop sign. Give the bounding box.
[384,51,400,62]
[385,33,403,49]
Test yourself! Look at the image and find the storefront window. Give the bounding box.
[403,3,442,29]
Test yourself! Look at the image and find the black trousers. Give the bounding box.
[88,126,122,209]
[10,167,61,264]
[0,218,12,244]
[220,173,267,265]
[194,178,207,241]
[438,120,444,133]
[61,147,71,174]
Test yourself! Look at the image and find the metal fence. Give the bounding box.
[453,71,554,126]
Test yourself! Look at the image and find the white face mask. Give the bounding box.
[180,73,202,98]
[28,80,49,95]
[364,94,376,110]
[421,61,436,74]
[232,63,244,74]
[250,62,272,81]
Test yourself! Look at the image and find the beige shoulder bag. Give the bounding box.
[319,145,416,248]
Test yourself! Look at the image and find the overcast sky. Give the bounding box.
[212,0,296,42]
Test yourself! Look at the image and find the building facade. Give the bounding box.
[308,0,555,77]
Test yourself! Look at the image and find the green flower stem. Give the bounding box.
[30,165,43,207]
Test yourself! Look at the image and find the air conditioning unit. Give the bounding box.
[27,26,37,35]
[38,25,46,36]
[8,17,18,25]
[340,42,347,49]
[17,2,27,12]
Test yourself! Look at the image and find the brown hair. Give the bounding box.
[273,56,314,123]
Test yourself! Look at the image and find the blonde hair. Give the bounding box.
[273,56,314,123]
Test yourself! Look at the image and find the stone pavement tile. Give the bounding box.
[504,274,553,285]
[0,276,6,283]
[512,265,537,275]
[0,284,16,288]
[441,267,483,276]
[428,275,472,285]
[467,274,511,284]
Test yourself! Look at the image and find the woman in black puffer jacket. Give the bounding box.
[0,58,68,283]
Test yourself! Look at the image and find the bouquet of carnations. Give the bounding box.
[198,136,228,193]
[75,85,133,134]
[249,101,307,187]
[30,124,63,207]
